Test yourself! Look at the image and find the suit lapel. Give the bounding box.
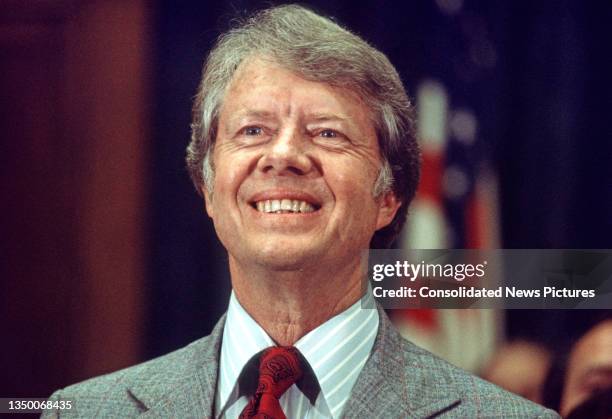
[131,315,226,418]
[342,307,461,418]
[124,307,462,417]
[136,370,215,419]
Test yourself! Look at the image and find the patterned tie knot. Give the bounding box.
[257,346,303,398]
[239,346,303,419]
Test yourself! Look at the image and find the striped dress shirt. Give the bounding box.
[215,291,379,419]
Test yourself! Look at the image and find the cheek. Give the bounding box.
[207,156,252,235]
[212,152,251,198]
[208,155,249,245]
[328,162,381,229]
[328,159,379,201]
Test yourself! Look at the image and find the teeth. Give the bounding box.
[299,201,314,213]
[280,199,292,211]
[254,199,316,213]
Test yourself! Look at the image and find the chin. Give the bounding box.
[252,242,322,271]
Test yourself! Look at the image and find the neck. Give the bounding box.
[229,256,366,346]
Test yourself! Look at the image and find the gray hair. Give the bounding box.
[187,4,420,248]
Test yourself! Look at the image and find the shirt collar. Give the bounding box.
[217,291,379,419]
[217,292,274,411]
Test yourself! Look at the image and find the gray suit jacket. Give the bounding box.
[43,307,559,418]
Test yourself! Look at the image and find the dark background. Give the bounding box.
[1,0,611,402]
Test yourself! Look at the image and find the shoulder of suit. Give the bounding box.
[396,337,560,418]
[43,334,216,418]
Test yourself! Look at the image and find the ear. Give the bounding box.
[203,186,214,218]
[375,192,401,231]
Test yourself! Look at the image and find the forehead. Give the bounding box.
[219,57,375,124]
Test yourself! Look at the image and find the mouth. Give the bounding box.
[250,199,321,214]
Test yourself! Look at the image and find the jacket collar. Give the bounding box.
[132,315,226,418]
[127,306,462,418]
[342,306,461,418]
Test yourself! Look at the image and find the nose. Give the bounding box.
[257,127,314,176]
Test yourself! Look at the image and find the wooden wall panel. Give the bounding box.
[0,18,76,399]
[0,1,150,397]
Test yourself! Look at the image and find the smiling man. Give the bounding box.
[44,5,558,418]
[201,56,400,350]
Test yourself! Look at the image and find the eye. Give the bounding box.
[243,126,263,136]
[319,129,338,138]
[311,128,351,148]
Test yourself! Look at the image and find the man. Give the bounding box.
[482,340,551,404]
[543,314,612,417]
[560,318,612,416]
[44,5,558,418]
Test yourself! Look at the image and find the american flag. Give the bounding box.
[394,79,502,372]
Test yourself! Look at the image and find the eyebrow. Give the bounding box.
[306,113,349,123]
[223,110,277,134]
[225,110,351,129]
[229,109,277,122]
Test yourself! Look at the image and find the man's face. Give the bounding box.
[204,58,400,271]
[560,320,612,416]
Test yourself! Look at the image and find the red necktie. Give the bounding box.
[239,346,303,419]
